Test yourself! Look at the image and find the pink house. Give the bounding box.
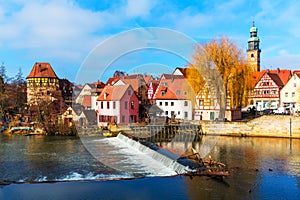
[97,84,139,126]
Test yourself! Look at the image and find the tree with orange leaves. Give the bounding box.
[187,37,251,118]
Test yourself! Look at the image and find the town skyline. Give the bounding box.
[1,1,300,82]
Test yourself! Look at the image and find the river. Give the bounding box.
[0,134,299,200]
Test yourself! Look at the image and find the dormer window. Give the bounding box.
[161,91,165,96]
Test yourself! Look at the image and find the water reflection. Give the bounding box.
[184,136,300,200]
[0,135,116,182]
[0,134,299,199]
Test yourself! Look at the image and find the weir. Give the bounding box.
[116,133,193,174]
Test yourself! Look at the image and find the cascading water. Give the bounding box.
[86,133,193,177]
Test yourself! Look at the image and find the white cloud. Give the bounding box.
[124,0,156,18]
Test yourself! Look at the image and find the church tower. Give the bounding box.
[247,21,261,72]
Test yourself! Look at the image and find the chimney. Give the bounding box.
[277,68,280,73]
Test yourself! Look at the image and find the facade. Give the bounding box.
[75,82,104,110]
[61,106,79,127]
[251,72,283,110]
[153,74,193,120]
[280,72,300,112]
[247,21,261,72]
[97,84,139,126]
[26,62,62,106]
[147,79,159,104]
[249,69,292,110]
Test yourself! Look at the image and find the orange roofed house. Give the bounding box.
[26,62,63,106]
[249,69,292,110]
[96,84,139,126]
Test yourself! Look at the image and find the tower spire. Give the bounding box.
[247,22,261,72]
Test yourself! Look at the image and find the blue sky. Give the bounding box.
[1,0,300,83]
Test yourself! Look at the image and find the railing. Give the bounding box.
[127,123,203,143]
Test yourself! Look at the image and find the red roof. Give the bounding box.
[143,75,153,84]
[97,84,131,101]
[82,95,92,108]
[105,77,120,86]
[155,76,190,100]
[27,62,58,79]
[251,69,292,87]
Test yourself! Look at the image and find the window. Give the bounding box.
[199,100,203,106]
[101,101,103,109]
[285,92,288,97]
[165,102,168,106]
[171,111,175,117]
[159,102,162,106]
[131,101,134,109]
[122,116,125,123]
[292,92,295,97]
[178,111,180,115]
[165,111,168,115]
[68,110,72,115]
[171,102,174,106]
[128,90,131,95]
[113,101,116,109]
[125,101,128,109]
[107,101,110,109]
[184,101,188,106]
[294,83,297,87]
[184,112,188,119]
[262,82,269,86]
[184,91,187,96]
[161,91,165,96]
[176,90,180,95]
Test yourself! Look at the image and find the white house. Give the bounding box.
[280,72,300,112]
[153,74,193,120]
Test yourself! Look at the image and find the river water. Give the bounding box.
[0,134,299,200]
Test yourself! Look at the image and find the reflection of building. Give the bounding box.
[26,62,62,106]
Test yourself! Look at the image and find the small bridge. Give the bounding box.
[127,123,203,143]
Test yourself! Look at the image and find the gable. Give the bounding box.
[254,73,283,89]
[27,62,58,79]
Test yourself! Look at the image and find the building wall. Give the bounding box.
[253,73,281,110]
[75,84,92,104]
[27,77,61,105]
[156,99,192,120]
[119,89,139,124]
[280,74,300,111]
[97,101,120,127]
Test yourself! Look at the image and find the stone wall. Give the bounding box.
[199,115,300,138]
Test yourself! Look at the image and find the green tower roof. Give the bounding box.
[248,37,260,42]
[250,26,257,32]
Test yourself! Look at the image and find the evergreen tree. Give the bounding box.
[0,62,7,83]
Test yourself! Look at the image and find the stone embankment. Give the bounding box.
[199,115,300,138]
